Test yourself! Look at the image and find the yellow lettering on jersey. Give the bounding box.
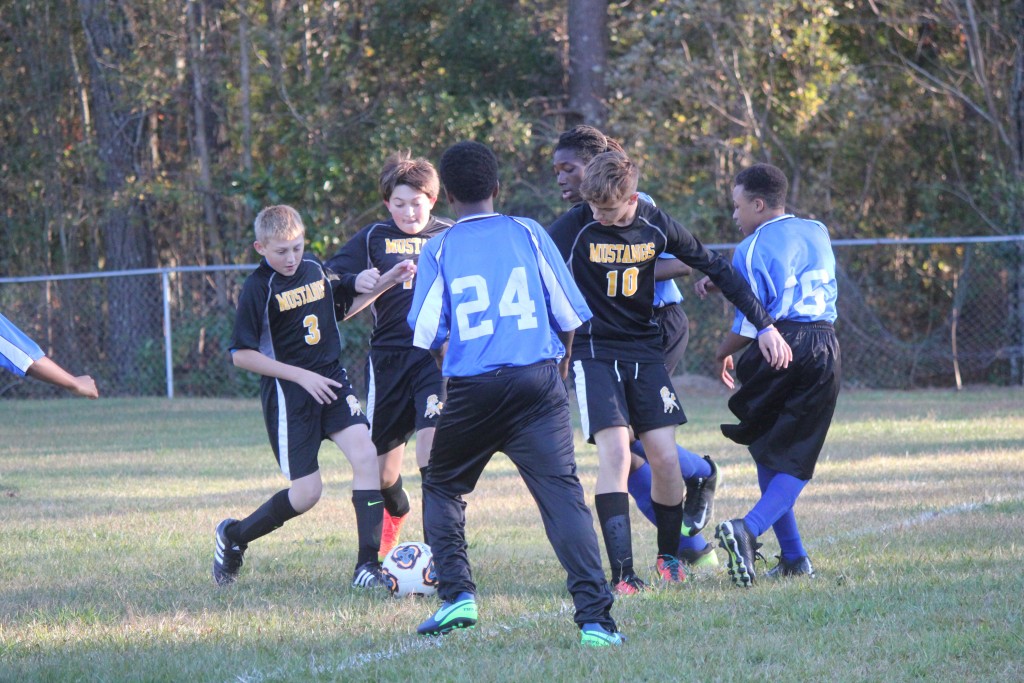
[275,279,326,312]
[384,238,425,255]
[588,242,656,264]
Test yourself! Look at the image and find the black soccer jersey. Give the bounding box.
[548,201,774,362]
[230,255,345,372]
[326,216,452,348]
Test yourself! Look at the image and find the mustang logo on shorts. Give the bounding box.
[346,395,363,416]
[660,386,680,413]
[424,394,443,419]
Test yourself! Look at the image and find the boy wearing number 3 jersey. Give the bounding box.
[407,141,621,647]
[548,152,792,594]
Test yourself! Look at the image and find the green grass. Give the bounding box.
[1,387,1023,682]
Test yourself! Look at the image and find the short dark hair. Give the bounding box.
[438,141,498,203]
[734,163,789,209]
[378,151,440,202]
[554,125,624,164]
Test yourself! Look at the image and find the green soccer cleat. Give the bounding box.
[416,592,478,636]
[580,622,625,647]
[678,543,720,569]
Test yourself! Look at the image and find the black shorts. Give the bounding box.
[260,363,370,481]
[570,357,687,441]
[366,346,445,454]
[723,321,841,480]
[654,302,689,376]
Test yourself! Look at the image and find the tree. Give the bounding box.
[567,0,608,127]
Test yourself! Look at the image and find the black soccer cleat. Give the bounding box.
[715,518,764,588]
[213,518,247,586]
[681,455,718,536]
[766,554,816,579]
[351,561,388,589]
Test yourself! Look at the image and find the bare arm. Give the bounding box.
[556,329,575,380]
[343,260,417,321]
[712,332,753,389]
[654,257,691,282]
[232,349,341,404]
[26,356,99,398]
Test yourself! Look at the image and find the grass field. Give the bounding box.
[1,387,1022,682]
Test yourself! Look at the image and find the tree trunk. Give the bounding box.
[566,0,607,127]
[78,0,156,390]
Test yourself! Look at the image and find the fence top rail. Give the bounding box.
[1,234,1022,283]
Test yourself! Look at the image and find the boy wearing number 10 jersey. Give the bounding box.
[407,141,621,647]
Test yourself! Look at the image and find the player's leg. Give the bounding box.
[417,374,498,636]
[213,380,317,586]
[502,363,619,644]
[411,358,444,545]
[637,425,689,582]
[572,358,639,592]
[754,463,814,578]
[629,438,716,538]
[626,455,718,567]
[330,422,388,586]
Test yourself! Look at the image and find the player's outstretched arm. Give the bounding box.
[232,349,341,404]
[556,330,575,380]
[26,356,99,398]
[654,257,691,281]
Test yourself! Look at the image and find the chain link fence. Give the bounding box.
[2,237,1022,398]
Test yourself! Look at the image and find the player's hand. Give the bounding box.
[718,356,736,390]
[757,327,793,370]
[694,276,718,299]
[381,259,416,286]
[354,268,381,294]
[557,355,571,380]
[71,375,100,399]
[296,369,343,404]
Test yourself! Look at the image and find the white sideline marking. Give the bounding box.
[229,603,576,682]
[820,495,1019,546]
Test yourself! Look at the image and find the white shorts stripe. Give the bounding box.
[275,379,290,479]
[572,359,590,440]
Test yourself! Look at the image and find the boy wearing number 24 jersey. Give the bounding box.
[407,141,621,647]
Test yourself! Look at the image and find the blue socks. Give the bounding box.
[744,464,809,560]
[626,452,708,555]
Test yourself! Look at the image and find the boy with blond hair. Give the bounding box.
[214,204,414,588]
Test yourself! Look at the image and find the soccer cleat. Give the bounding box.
[580,622,625,647]
[681,455,719,536]
[213,518,247,586]
[351,561,387,589]
[766,554,816,579]
[715,518,764,588]
[678,543,720,569]
[655,554,687,583]
[611,573,647,595]
[378,509,408,562]
[417,592,478,636]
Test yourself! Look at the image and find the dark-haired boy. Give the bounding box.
[407,141,622,647]
[326,152,452,559]
[549,151,791,593]
[695,162,840,587]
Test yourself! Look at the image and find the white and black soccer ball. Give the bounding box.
[381,541,438,598]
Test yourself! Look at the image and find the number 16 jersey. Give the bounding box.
[407,213,593,377]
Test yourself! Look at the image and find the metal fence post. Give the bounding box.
[162,270,174,399]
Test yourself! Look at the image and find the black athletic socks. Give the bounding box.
[651,499,685,557]
[352,489,385,566]
[595,492,633,583]
[230,489,300,545]
[381,475,411,517]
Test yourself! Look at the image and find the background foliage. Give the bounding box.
[2,0,1023,389]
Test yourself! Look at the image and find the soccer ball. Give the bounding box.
[381,541,437,598]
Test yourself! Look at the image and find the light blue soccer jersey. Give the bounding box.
[0,312,45,376]
[408,213,593,377]
[731,214,838,338]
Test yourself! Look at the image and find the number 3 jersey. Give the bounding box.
[730,214,838,338]
[548,201,774,363]
[407,213,593,377]
[230,255,352,373]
